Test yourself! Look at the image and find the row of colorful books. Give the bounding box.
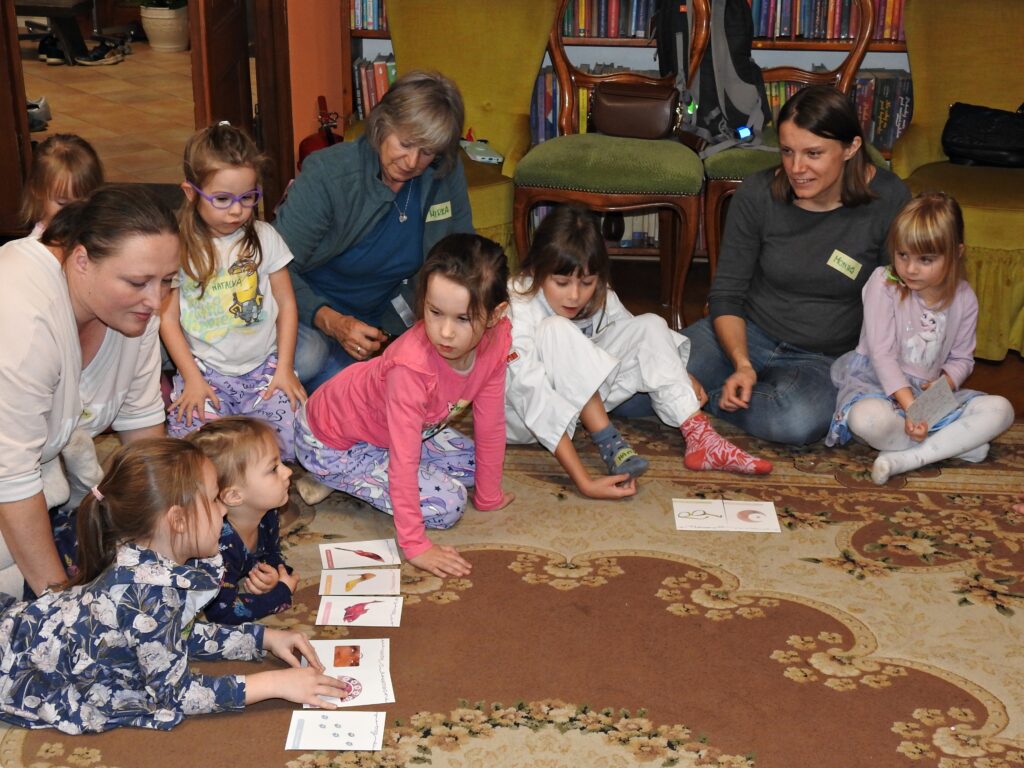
[560,0,657,39]
[753,0,906,42]
[351,0,387,32]
[852,68,911,153]
[351,54,396,122]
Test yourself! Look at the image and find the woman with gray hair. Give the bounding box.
[274,70,474,391]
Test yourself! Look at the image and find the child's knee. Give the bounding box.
[421,481,467,530]
[536,315,585,352]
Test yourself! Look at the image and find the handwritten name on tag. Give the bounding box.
[826,249,862,280]
[426,201,452,222]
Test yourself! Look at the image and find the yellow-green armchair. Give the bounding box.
[892,0,1024,360]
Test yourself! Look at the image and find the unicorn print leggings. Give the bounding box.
[294,406,476,530]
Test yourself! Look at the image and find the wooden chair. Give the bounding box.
[513,0,710,330]
[701,0,875,280]
[892,0,1024,361]
[385,0,563,259]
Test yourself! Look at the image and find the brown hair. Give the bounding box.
[70,438,213,586]
[770,85,876,207]
[516,204,610,322]
[20,134,103,227]
[180,122,267,296]
[887,192,967,309]
[415,233,509,328]
[41,183,178,260]
[186,416,280,492]
[366,70,465,177]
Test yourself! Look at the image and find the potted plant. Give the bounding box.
[134,0,190,53]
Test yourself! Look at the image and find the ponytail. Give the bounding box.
[70,483,117,587]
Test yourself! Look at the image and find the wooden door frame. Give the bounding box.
[251,0,293,213]
[0,2,32,238]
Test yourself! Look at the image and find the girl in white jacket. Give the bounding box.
[505,205,771,500]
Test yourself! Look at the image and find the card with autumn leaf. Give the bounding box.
[319,569,401,596]
[316,596,404,627]
[319,539,401,569]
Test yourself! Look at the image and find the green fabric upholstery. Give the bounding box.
[892,0,1024,360]
[704,125,889,181]
[514,134,705,195]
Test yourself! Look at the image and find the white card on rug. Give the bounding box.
[319,569,401,596]
[316,595,404,626]
[285,711,385,751]
[906,375,959,428]
[303,639,394,708]
[319,539,401,569]
[673,498,781,533]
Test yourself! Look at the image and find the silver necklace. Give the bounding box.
[394,178,414,223]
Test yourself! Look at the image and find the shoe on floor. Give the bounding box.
[28,113,48,133]
[37,35,65,65]
[26,97,51,122]
[75,42,124,66]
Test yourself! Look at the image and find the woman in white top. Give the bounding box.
[0,185,179,597]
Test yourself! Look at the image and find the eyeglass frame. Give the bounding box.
[186,181,263,210]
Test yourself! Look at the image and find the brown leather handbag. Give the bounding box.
[590,82,681,140]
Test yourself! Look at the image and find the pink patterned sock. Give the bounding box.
[681,414,772,475]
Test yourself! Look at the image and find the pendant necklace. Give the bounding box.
[394,178,414,223]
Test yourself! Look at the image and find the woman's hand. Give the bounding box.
[263,368,307,411]
[314,307,388,362]
[169,377,219,426]
[242,562,281,595]
[262,627,323,670]
[904,416,928,442]
[408,544,472,578]
[579,474,638,499]
[719,364,757,412]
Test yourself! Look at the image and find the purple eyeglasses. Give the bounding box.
[187,181,262,210]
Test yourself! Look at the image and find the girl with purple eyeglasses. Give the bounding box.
[160,123,305,459]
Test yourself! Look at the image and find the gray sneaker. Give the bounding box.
[75,42,124,66]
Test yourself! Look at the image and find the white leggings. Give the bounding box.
[847,395,1015,483]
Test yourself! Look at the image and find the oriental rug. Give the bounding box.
[1,420,1022,768]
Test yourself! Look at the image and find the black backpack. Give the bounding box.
[655,0,773,157]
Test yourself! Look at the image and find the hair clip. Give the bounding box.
[217,120,231,127]
[91,485,104,502]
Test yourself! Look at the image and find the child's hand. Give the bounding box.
[263,368,307,411]
[242,562,281,594]
[471,490,515,511]
[408,544,472,578]
[904,416,928,442]
[169,378,220,427]
[688,374,709,409]
[263,627,323,670]
[279,564,300,593]
[244,667,349,708]
[579,473,637,500]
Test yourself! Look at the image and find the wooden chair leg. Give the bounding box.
[670,196,701,330]
[512,188,533,264]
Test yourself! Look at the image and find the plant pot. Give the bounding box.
[140,6,189,53]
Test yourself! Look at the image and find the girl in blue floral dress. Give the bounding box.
[188,417,299,624]
[0,438,345,734]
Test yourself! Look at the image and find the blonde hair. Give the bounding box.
[186,417,280,493]
[365,70,464,177]
[887,192,967,309]
[71,439,213,587]
[20,134,103,226]
[180,123,267,296]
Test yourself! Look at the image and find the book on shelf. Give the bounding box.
[352,58,366,120]
[754,0,904,42]
[853,68,911,153]
[372,54,390,102]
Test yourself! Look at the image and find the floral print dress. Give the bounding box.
[0,543,266,734]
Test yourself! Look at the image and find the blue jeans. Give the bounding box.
[294,324,356,393]
[681,317,838,446]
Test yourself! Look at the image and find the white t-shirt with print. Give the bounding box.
[177,220,294,376]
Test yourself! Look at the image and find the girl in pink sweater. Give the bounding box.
[826,193,1014,484]
[295,234,514,577]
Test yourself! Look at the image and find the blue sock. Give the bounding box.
[590,424,649,479]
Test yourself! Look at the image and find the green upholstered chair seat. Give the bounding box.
[704,126,889,181]
[905,163,1024,252]
[515,134,704,195]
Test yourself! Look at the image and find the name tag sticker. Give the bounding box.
[826,249,862,280]
[426,201,452,222]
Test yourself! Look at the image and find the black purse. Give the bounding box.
[940,102,1024,168]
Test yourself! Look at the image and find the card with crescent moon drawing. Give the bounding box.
[319,539,401,569]
[319,569,401,596]
[302,639,395,709]
[673,498,780,532]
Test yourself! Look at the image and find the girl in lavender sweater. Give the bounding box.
[826,193,1014,484]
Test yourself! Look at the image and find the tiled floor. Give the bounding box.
[21,38,194,184]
